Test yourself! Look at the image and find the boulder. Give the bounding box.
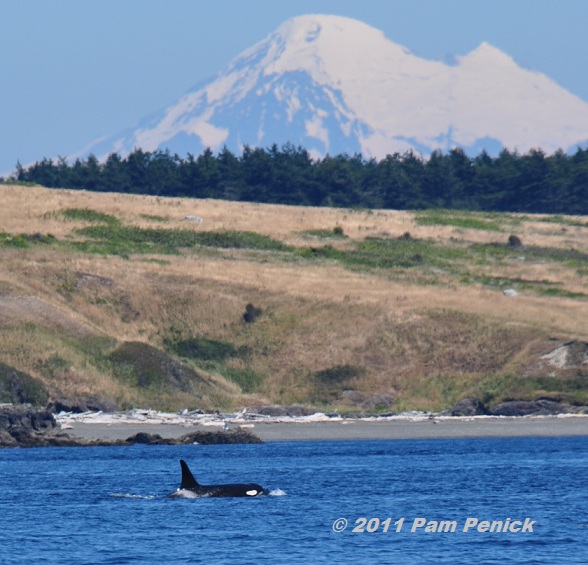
[125,432,164,444]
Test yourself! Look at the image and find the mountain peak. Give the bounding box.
[258,14,412,91]
[460,41,516,66]
[276,13,386,38]
[86,14,588,163]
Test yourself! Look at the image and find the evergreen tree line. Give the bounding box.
[9,143,588,214]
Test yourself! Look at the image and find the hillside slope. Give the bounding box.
[1,184,587,412]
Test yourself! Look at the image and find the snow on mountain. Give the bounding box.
[87,14,588,160]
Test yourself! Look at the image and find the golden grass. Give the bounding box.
[1,184,587,410]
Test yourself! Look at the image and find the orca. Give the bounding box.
[168,459,267,498]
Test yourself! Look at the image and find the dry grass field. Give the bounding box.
[1,183,587,412]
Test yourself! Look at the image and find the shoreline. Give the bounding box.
[57,411,588,442]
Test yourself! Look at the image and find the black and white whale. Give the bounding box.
[168,459,267,498]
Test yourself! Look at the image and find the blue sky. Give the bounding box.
[2,0,587,174]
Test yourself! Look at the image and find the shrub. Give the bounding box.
[109,342,204,393]
[0,363,50,406]
[314,364,364,383]
[170,337,243,362]
[243,303,263,324]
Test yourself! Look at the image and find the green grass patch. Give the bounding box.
[0,180,40,187]
[0,232,56,249]
[474,373,588,406]
[416,210,502,231]
[400,369,588,411]
[302,236,470,272]
[471,242,588,267]
[73,225,290,256]
[192,230,290,251]
[35,354,70,378]
[534,215,588,228]
[302,226,347,239]
[536,288,588,300]
[219,366,263,393]
[109,341,204,393]
[462,274,570,295]
[140,214,169,222]
[166,336,257,392]
[61,208,120,225]
[462,272,587,303]
[0,233,30,248]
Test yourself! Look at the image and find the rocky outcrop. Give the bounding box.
[0,404,61,447]
[443,397,587,417]
[122,429,263,445]
[540,341,588,369]
[488,399,586,416]
[47,396,118,414]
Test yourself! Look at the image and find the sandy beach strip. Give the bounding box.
[60,415,588,443]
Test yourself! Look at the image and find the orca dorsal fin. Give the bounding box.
[179,459,200,490]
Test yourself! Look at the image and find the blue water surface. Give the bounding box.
[0,436,586,564]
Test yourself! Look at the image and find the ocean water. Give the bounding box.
[0,436,586,564]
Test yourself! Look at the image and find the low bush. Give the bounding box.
[0,363,50,406]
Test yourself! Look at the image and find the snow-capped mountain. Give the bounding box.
[87,14,588,160]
